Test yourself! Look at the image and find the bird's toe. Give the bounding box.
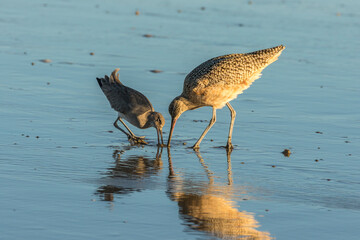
[128,136,148,145]
[192,145,200,151]
[226,142,234,151]
[134,137,148,145]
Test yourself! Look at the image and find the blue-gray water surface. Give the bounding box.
[1,0,359,239]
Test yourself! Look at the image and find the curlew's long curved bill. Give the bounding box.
[167,118,177,147]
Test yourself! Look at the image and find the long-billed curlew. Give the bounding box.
[167,45,285,151]
[97,68,165,146]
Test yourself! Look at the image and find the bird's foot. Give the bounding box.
[192,144,200,151]
[128,135,148,145]
[226,142,234,152]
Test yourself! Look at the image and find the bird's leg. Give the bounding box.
[118,118,136,137]
[226,102,236,151]
[113,118,132,139]
[192,108,217,150]
[115,118,147,145]
[118,118,147,144]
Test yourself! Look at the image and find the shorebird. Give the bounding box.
[97,69,165,146]
[167,45,285,150]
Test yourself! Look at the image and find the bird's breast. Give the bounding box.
[187,82,252,109]
[118,112,151,129]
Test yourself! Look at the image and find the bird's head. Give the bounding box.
[169,96,190,120]
[150,112,165,130]
[148,112,165,146]
[167,96,189,147]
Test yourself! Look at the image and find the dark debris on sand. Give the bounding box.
[282,149,291,157]
[150,70,162,73]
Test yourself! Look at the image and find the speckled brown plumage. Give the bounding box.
[167,45,285,150]
[182,45,285,109]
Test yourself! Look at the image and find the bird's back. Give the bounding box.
[183,45,285,101]
[97,69,154,124]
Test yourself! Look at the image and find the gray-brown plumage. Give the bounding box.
[97,68,165,145]
[168,45,285,150]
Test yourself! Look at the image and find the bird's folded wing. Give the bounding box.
[97,76,154,115]
[183,45,285,95]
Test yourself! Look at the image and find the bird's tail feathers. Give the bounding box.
[96,68,122,88]
[266,45,285,66]
[96,77,104,87]
[110,68,122,84]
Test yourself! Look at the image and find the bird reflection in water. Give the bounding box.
[96,147,163,201]
[166,149,272,240]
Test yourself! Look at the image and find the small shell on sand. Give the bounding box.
[39,59,52,63]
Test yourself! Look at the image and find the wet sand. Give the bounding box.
[1,0,359,239]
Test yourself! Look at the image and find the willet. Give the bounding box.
[97,69,165,145]
[167,45,285,150]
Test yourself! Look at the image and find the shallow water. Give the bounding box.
[1,0,360,239]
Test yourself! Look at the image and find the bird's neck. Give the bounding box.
[178,95,198,111]
[143,111,155,129]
